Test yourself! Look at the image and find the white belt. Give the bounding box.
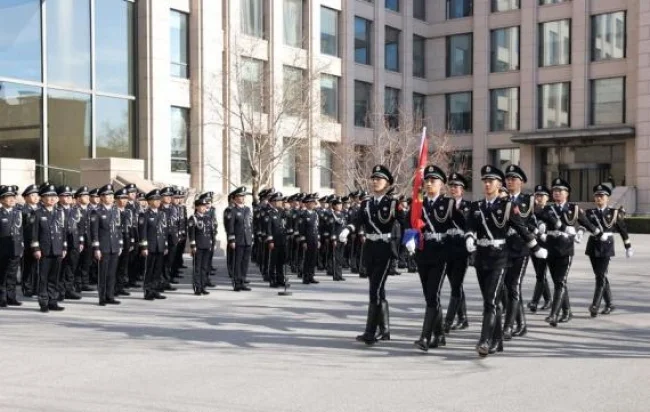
[424,233,446,241]
[547,230,569,238]
[446,229,465,236]
[477,239,506,247]
[507,228,517,236]
[366,233,391,242]
[594,232,614,239]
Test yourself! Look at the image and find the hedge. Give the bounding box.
[623,217,650,234]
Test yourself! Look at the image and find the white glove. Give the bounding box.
[565,226,576,236]
[405,238,416,255]
[540,234,547,242]
[538,223,546,235]
[534,247,548,259]
[626,248,634,258]
[600,233,610,242]
[465,237,476,253]
[574,230,584,244]
[338,228,350,243]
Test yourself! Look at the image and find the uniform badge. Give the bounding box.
[382,207,388,211]
[486,166,491,172]
[375,166,381,172]
[236,212,241,216]
[497,210,502,215]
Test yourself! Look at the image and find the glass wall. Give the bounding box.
[0,0,42,81]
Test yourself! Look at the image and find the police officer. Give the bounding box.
[57,185,83,301]
[265,192,289,288]
[126,184,143,288]
[298,194,320,285]
[88,188,100,286]
[73,186,94,293]
[188,196,215,295]
[347,191,361,274]
[204,193,218,286]
[317,196,330,272]
[173,189,188,280]
[528,184,553,313]
[114,188,134,297]
[254,188,273,277]
[90,184,123,306]
[464,165,547,357]
[32,184,67,312]
[138,189,168,300]
[21,184,40,297]
[290,194,304,274]
[326,196,347,282]
[225,186,253,292]
[585,183,633,317]
[223,193,235,279]
[0,185,24,307]
[160,187,179,291]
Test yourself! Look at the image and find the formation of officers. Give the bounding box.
[0,163,633,357]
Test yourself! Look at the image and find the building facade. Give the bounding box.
[1,0,649,211]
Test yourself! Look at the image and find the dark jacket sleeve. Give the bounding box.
[615,208,632,249]
[188,215,196,248]
[225,209,235,243]
[31,211,41,252]
[137,213,148,251]
[90,210,100,251]
[508,205,540,252]
[576,206,599,234]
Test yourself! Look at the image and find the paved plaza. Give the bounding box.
[1,236,649,412]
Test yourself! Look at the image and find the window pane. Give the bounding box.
[449,151,472,191]
[283,137,297,187]
[47,0,91,89]
[384,87,400,129]
[48,89,91,186]
[592,12,625,61]
[539,0,568,4]
[447,0,473,20]
[386,0,399,12]
[170,106,190,173]
[491,27,519,72]
[0,0,41,81]
[284,0,303,48]
[283,65,305,116]
[320,7,339,56]
[447,34,472,77]
[491,148,520,169]
[490,88,519,131]
[539,20,571,67]
[241,0,264,38]
[96,96,134,159]
[354,81,372,128]
[413,93,426,127]
[413,0,426,21]
[385,26,400,72]
[0,82,42,169]
[320,144,334,188]
[354,17,372,65]
[170,10,189,79]
[96,0,135,94]
[320,74,339,121]
[591,78,624,125]
[446,92,472,133]
[538,82,570,129]
[240,135,253,184]
[239,57,266,112]
[491,0,519,12]
[413,35,426,78]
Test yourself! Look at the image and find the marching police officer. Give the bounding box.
[0,185,24,307]
[90,184,123,306]
[225,186,253,292]
[188,196,215,295]
[585,183,633,317]
[298,194,320,285]
[21,184,40,297]
[528,184,553,313]
[264,192,289,288]
[138,189,168,300]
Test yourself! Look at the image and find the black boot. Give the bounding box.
[376,300,391,341]
[443,296,460,334]
[589,285,605,318]
[528,281,543,313]
[559,290,573,323]
[513,301,528,337]
[414,306,436,352]
[545,286,564,327]
[356,303,381,345]
[452,293,469,330]
[541,277,552,310]
[601,279,615,314]
[503,299,516,341]
[429,311,447,348]
[477,306,497,357]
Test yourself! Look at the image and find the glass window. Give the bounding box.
[320,74,339,121]
[446,92,472,133]
[354,17,372,65]
[283,137,297,187]
[447,0,473,20]
[591,77,625,125]
[96,0,135,95]
[96,96,135,159]
[539,19,571,67]
[239,57,266,112]
[539,0,568,4]
[413,93,426,127]
[413,0,426,21]
[491,27,519,72]
[320,144,334,188]
[490,88,519,132]
[413,35,426,78]
[47,0,91,89]
[0,0,41,81]
[385,26,400,72]
[538,82,570,129]
[284,0,303,48]
[170,106,190,173]
[283,65,305,116]
[384,87,400,130]
[492,0,519,12]
[449,151,473,191]
[592,12,625,61]
[240,135,253,184]
[48,90,91,186]
[447,34,472,77]
[170,10,189,79]
[386,0,399,12]
[241,0,265,38]
[0,82,42,170]
[320,7,339,57]
[354,81,372,128]
[491,148,520,169]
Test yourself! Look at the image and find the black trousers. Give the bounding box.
[226,246,234,278]
[531,255,551,303]
[144,252,164,293]
[115,249,129,292]
[173,238,186,277]
[38,256,62,307]
[547,255,573,314]
[75,245,92,288]
[22,253,38,295]
[476,266,506,344]
[589,256,610,289]
[333,242,344,279]
[504,255,529,327]
[416,259,447,309]
[268,243,286,283]
[128,249,143,283]
[364,241,392,304]
[97,252,119,302]
[349,236,359,272]
[234,245,251,287]
[302,242,318,279]
[163,243,177,284]
[446,256,468,299]
[193,248,211,291]
[0,255,20,302]
[61,248,80,294]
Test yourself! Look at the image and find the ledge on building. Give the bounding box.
[511,125,635,144]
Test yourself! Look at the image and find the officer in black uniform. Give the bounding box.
[126,184,143,288]
[290,194,304,274]
[205,193,219,286]
[254,188,273,277]
[264,192,289,288]
[173,189,188,281]
[342,165,404,345]
[225,186,253,292]
[57,185,83,301]
[465,165,547,357]
[160,187,179,291]
[88,188,100,286]
[317,196,330,272]
[188,196,215,295]
[528,184,553,313]
[443,172,472,333]
[114,188,134,297]
[73,186,94,293]
[223,193,235,279]
[90,184,123,306]
[538,177,600,327]
[21,184,40,297]
[138,189,168,300]
[0,185,24,307]
[32,184,67,312]
[346,191,361,274]
[298,194,320,285]
[585,183,633,317]
[326,196,347,282]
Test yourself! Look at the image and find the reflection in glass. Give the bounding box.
[538,82,570,129]
[539,20,571,67]
[354,81,372,128]
[385,26,400,72]
[384,87,400,129]
[96,96,134,159]
[591,78,625,125]
[284,0,303,48]
[490,88,519,132]
[413,93,426,126]
[0,0,42,81]
[446,92,472,133]
[447,34,472,77]
[592,12,625,61]
[48,89,91,186]
[171,106,190,173]
[320,144,334,188]
[491,148,520,170]
[491,27,519,72]
[447,0,472,19]
[320,74,339,121]
[386,0,399,12]
[320,7,339,57]
[413,35,426,78]
[282,137,297,187]
[492,0,519,12]
[96,0,135,95]
[354,17,372,65]
[0,82,42,167]
[413,0,426,21]
[47,0,91,89]
[170,10,189,79]
[241,0,264,38]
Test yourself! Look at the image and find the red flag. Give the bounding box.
[409,128,428,248]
